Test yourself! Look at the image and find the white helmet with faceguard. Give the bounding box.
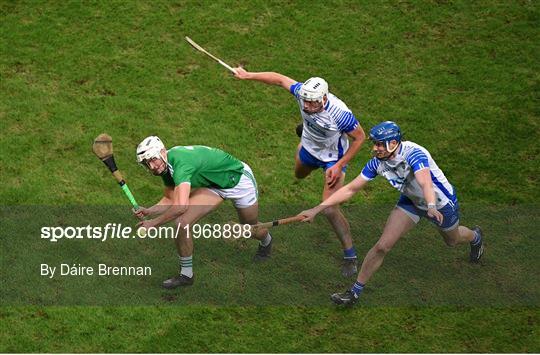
[298,77,328,102]
[136,136,166,168]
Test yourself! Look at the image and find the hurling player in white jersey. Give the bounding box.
[234,67,366,277]
[298,121,484,306]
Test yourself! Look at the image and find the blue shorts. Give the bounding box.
[298,146,347,172]
[397,195,460,231]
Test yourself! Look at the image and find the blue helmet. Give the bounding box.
[369,121,402,143]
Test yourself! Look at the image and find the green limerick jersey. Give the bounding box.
[161,145,244,189]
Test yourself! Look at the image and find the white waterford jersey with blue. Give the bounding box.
[360,141,457,210]
[290,82,359,162]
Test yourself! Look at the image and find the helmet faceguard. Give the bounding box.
[298,77,329,102]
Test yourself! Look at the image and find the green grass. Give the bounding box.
[1,306,537,353]
[1,0,539,352]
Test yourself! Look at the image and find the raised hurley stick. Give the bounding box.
[185,36,236,74]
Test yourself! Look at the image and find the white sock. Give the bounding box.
[179,255,193,278]
[259,233,272,247]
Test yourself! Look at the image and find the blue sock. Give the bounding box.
[351,281,364,296]
[471,230,482,246]
[343,246,357,259]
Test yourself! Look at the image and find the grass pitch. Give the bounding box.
[1,1,538,352]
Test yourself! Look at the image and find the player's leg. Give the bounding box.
[162,188,224,289]
[235,202,273,261]
[236,202,268,239]
[174,188,224,256]
[438,226,484,263]
[321,171,357,277]
[230,162,273,261]
[358,207,416,283]
[331,207,417,305]
[294,144,317,179]
[438,226,474,246]
[431,201,484,263]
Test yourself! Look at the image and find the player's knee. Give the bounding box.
[175,217,190,235]
[374,241,392,255]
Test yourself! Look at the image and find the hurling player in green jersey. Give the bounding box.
[134,136,272,289]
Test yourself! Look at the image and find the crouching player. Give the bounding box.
[134,136,272,289]
[298,121,484,305]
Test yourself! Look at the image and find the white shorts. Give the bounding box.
[208,162,258,208]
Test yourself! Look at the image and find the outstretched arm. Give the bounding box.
[234,67,296,91]
[298,174,369,222]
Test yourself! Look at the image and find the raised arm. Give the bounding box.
[233,67,296,91]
